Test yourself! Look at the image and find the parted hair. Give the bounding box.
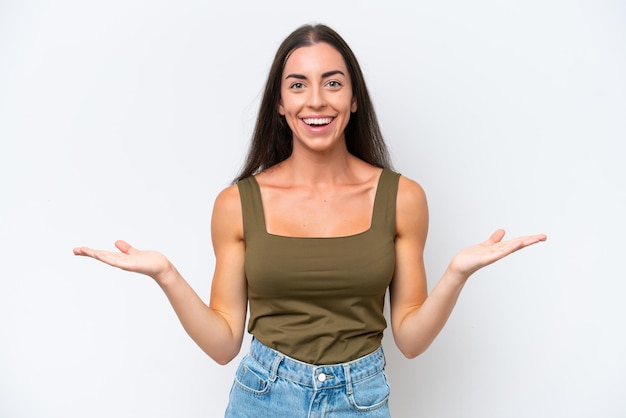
[234,24,392,182]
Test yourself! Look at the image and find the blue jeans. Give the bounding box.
[225,338,391,417]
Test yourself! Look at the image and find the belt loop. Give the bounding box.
[269,352,283,382]
[343,364,353,395]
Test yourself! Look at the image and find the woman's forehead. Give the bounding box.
[283,42,348,76]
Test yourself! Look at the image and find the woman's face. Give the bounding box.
[278,42,357,155]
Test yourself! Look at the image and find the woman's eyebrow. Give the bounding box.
[321,70,345,78]
[284,70,346,80]
[285,73,307,80]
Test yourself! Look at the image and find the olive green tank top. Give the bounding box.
[237,168,400,365]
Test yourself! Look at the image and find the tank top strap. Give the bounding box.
[236,176,266,240]
[371,168,401,235]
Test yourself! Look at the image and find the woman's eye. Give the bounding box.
[290,82,304,89]
[327,80,342,88]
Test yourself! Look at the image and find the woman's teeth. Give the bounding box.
[303,117,333,126]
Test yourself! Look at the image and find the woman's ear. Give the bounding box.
[278,99,285,115]
[351,96,357,113]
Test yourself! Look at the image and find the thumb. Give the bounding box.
[114,240,136,254]
[488,229,506,244]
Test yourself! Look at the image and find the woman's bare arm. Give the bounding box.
[389,176,546,358]
[73,185,248,365]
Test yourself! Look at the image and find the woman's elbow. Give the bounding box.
[204,340,242,366]
[210,349,239,366]
[394,336,432,360]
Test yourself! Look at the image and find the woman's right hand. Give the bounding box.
[73,240,173,283]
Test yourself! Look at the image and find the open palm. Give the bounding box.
[449,229,547,278]
[73,240,172,280]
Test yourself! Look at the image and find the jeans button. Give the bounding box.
[317,373,327,382]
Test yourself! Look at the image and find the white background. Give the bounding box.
[1,1,625,417]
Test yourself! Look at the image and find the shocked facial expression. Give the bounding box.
[278,42,357,155]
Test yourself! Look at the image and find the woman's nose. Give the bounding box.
[306,86,326,109]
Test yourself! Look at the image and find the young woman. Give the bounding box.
[74,24,546,417]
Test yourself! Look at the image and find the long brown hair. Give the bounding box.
[234,24,392,182]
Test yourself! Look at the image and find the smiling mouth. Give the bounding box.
[302,117,334,127]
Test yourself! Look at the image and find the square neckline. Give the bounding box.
[249,168,387,240]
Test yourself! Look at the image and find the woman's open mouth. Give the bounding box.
[302,117,334,127]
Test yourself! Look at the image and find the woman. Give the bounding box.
[74,24,546,417]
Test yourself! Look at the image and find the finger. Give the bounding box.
[73,246,101,257]
[73,246,89,256]
[497,233,546,255]
[487,229,506,244]
[89,249,132,269]
[508,234,546,247]
[519,233,547,246]
[114,240,136,254]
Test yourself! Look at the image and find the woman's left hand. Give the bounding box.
[448,229,547,280]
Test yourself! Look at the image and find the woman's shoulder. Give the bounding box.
[211,183,244,239]
[396,173,425,196]
[213,183,242,215]
[395,173,428,218]
[378,167,426,199]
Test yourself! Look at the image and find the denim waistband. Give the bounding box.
[248,338,386,390]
